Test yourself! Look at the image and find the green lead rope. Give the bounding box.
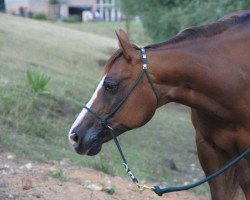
[109,129,139,184]
[110,128,250,196]
[153,148,250,196]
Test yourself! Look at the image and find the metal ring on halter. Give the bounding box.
[106,125,114,131]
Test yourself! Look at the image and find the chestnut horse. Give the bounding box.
[68,11,250,200]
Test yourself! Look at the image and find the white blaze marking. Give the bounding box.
[68,75,106,144]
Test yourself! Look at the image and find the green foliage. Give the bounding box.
[119,0,250,42]
[63,15,81,23]
[117,0,139,16]
[26,69,50,94]
[49,0,58,5]
[32,13,48,20]
[106,187,116,195]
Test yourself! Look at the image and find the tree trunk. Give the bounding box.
[125,15,131,40]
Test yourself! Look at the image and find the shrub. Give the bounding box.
[26,69,50,94]
[32,13,47,20]
[63,15,81,23]
[106,187,116,195]
[49,0,58,5]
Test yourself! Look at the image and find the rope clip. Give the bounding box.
[135,182,154,192]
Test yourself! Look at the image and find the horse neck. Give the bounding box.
[147,43,234,120]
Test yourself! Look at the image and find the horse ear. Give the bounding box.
[115,29,139,62]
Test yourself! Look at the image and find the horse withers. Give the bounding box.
[68,11,250,200]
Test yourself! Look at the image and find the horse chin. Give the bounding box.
[85,144,102,156]
[85,131,113,156]
[74,142,102,156]
[101,129,114,144]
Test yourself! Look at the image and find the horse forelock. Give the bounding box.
[101,44,141,78]
[101,49,123,78]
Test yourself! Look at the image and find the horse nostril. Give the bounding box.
[70,132,78,142]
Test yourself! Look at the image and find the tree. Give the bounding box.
[49,0,58,5]
[118,0,141,39]
[0,0,5,12]
[119,0,250,42]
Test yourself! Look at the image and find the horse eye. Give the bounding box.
[103,81,118,94]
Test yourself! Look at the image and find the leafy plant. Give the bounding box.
[26,69,50,94]
[106,187,116,195]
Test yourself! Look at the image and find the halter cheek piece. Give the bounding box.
[83,48,250,196]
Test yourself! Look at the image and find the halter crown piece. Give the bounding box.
[83,48,250,196]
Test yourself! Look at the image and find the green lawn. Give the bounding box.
[53,20,152,46]
[0,14,209,196]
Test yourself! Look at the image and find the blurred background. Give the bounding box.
[0,0,249,199]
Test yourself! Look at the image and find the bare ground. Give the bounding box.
[0,149,208,200]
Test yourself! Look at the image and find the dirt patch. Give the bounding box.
[0,151,208,200]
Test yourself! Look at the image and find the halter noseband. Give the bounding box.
[83,48,159,132]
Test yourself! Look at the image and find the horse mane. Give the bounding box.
[101,12,250,75]
[146,12,250,48]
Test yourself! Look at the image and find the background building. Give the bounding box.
[96,0,121,22]
[5,0,122,21]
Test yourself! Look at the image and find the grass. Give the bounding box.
[49,169,64,179]
[53,21,152,46]
[0,14,209,196]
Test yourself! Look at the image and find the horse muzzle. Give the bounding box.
[68,128,103,156]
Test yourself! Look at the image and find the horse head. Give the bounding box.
[68,29,158,156]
